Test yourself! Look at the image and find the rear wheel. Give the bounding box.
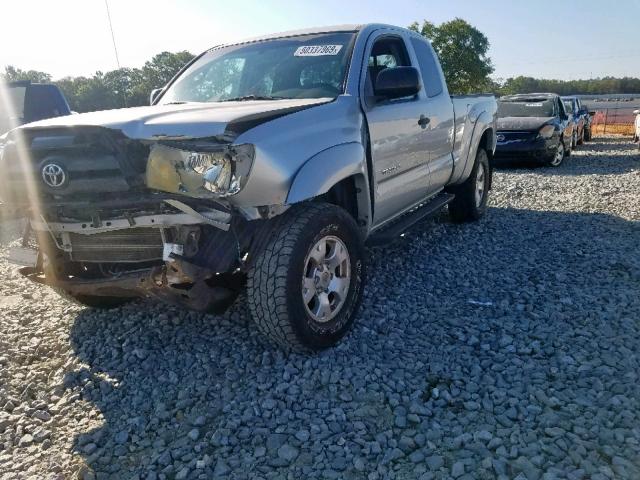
[247,203,365,351]
[577,127,584,145]
[448,148,491,223]
[584,127,591,142]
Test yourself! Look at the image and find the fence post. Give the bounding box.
[604,109,608,135]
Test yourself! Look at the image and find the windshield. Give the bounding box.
[563,100,575,114]
[160,32,356,104]
[498,99,555,118]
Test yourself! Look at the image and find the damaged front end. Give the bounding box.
[0,126,278,312]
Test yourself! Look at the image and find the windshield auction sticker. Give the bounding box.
[294,45,343,56]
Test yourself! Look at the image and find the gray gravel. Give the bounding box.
[0,136,639,479]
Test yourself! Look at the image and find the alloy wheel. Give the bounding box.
[302,235,351,323]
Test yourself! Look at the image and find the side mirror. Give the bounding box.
[150,88,163,105]
[374,67,421,100]
[634,110,640,115]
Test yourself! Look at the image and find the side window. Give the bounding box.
[367,36,411,93]
[410,37,444,97]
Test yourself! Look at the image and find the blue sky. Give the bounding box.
[2,0,639,81]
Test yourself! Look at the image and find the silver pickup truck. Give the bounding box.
[0,24,497,350]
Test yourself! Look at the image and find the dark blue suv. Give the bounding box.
[495,93,573,167]
[1,81,71,134]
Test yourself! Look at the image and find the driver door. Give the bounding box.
[362,32,432,227]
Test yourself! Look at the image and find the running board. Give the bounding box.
[366,193,455,247]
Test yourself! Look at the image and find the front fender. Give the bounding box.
[287,142,366,204]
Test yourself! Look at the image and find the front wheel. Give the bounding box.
[247,203,365,351]
[447,148,491,223]
[548,141,565,167]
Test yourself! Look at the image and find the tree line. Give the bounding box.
[2,51,195,113]
[2,19,639,113]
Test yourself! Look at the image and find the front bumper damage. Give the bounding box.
[1,125,285,312]
[10,200,280,312]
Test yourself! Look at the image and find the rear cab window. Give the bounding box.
[410,37,444,98]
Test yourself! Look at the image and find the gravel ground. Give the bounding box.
[0,136,639,480]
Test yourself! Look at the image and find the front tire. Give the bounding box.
[247,203,365,351]
[548,141,565,167]
[447,148,491,223]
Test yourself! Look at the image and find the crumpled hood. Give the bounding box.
[497,116,554,132]
[18,98,332,140]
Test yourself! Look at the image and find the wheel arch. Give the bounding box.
[286,142,372,232]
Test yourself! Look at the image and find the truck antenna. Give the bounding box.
[104,0,127,106]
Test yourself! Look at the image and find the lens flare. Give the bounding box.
[0,78,45,236]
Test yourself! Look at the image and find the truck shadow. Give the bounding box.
[495,136,639,175]
[65,206,640,478]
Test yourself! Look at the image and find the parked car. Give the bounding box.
[0,24,497,351]
[634,109,640,148]
[562,96,590,144]
[578,98,593,141]
[0,81,71,135]
[495,93,572,167]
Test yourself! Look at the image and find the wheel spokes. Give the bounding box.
[302,235,352,324]
[313,292,333,320]
[328,276,349,297]
[326,241,348,272]
[302,276,316,304]
[309,238,327,265]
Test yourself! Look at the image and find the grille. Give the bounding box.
[498,131,537,142]
[1,127,148,204]
[69,228,163,263]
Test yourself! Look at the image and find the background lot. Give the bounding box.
[0,137,639,479]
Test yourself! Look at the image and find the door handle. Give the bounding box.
[418,115,430,129]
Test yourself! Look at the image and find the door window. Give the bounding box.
[366,36,411,94]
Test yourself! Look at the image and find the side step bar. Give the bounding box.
[366,193,455,247]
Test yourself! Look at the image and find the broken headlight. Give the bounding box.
[146,143,254,198]
[538,125,555,139]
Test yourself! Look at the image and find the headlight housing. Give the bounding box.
[146,143,254,198]
[538,124,555,139]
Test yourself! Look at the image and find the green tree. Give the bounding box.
[2,66,52,83]
[55,51,195,112]
[141,51,195,91]
[409,18,494,94]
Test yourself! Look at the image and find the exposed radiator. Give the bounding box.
[68,228,163,263]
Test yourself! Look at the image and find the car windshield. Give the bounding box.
[563,100,575,113]
[160,32,356,104]
[498,99,555,117]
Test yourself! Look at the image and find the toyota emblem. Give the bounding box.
[496,134,506,142]
[42,163,67,188]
